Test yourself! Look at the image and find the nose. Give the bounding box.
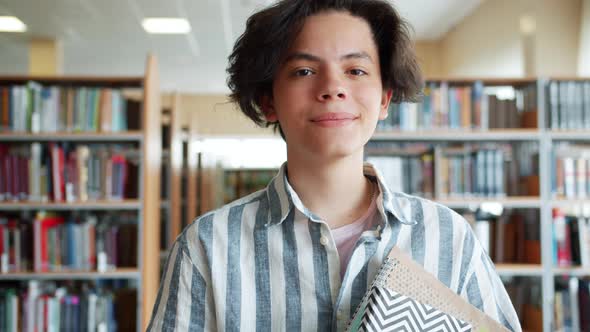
[316,70,347,102]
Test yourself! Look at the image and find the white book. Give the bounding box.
[564,157,576,198]
[569,277,581,332]
[578,157,587,198]
[88,293,98,332]
[475,220,491,255]
[26,281,40,332]
[47,298,55,332]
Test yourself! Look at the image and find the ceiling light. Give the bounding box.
[142,18,191,34]
[0,16,26,33]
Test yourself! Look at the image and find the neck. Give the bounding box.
[285,148,374,229]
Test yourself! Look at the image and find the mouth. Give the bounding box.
[310,112,359,127]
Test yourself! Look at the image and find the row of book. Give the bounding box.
[554,277,590,331]
[462,209,541,265]
[0,281,135,332]
[552,207,590,268]
[547,80,590,130]
[0,143,137,202]
[363,142,540,198]
[0,213,137,273]
[0,83,135,133]
[503,277,542,332]
[376,82,537,131]
[554,144,590,199]
[366,147,434,198]
[223,169,276,204]
[439,145,511,198]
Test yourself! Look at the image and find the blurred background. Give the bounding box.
[0,0,589,331]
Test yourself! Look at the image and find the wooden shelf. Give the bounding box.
[0,268,140,280]
[372,129,540,141]
[0,199,141,211]
[425,77,538,86]
[0,75,143,87]
[551,198,590,207]
[436,196,541,209]
[553,267,590,277]
[0,131,143,142]
[548,130,590,140]
[495,264,544,276]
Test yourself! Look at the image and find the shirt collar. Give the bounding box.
[264,161,418,227]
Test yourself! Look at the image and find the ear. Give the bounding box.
[261,95,278,123]
[378,89,393,120]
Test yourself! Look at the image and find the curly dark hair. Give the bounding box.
[226,0,424,134]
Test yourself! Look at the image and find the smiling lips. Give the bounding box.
[311,112,358,127]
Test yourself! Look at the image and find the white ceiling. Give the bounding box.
[0,0,483,93]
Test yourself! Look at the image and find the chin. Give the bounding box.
[310,141,364,160]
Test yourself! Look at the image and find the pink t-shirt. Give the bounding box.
[331,191,379,279]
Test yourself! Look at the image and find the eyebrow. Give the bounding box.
[283,51,374,64]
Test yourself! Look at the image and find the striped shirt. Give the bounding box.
[147,162,522,332]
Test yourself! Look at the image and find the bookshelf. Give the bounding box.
[0,55,161,331]
[368,76,590,331]
[159,93,185,269]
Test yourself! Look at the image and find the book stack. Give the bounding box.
[0,212,137,274]
[554,277,590,331]
[0,281,135,332]
[223,169,276,204]
[0,143,137,202]
[552,206,590,268]
[376,81,537,131]
[553,143,590,199]
[462,209,541,265]
[365,143,435,198]
[0,82,134,133]
[547,80,590,130]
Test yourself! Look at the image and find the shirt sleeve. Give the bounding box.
[146,233,211,331]
[461,247,523,332]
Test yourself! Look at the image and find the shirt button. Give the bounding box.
[320,236,329,246]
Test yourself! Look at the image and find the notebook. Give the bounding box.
[346,246,509,332]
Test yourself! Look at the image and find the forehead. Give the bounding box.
[287,11,378,59]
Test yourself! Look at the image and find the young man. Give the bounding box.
[148,1,521,331]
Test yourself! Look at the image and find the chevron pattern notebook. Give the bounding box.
[357,287,472,331]
[346,247,508,332]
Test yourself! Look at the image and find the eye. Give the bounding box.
[348,68,367,76]
[294,68,314,76]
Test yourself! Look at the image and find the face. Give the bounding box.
[263,11,392,162]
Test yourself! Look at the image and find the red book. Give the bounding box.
[554,208,572,266]
[34,215,64,272]
[0,144,7,201]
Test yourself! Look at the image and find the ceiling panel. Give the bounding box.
[0,0,483,93]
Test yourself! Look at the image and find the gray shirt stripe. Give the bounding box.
[254,196,272,331]
[409,197,425,265]
[282,209,302,331]
[225,205,244,332]
[437,205,454,288]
